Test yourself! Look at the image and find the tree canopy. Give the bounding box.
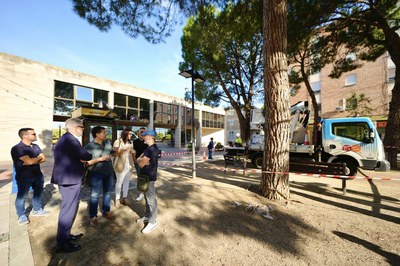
[71,0,230,43]
[322,0,400,167]
[288,1,339,123]
[180,1,263,141]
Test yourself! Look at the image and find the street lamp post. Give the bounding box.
[179,68,205,178]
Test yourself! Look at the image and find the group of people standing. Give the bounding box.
[11,117,159,253]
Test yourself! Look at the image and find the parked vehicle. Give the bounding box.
[227,101,390,176]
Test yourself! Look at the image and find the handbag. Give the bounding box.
[82,168,92,187]
[137,172,150,192]
[113,139,126,173]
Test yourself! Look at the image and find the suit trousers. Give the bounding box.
[57,183,81,244]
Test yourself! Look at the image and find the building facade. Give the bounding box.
[0,53,225,161]
[224,108,241,144]
[290,52,394,138]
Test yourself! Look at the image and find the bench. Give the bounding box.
[223,147,248,174]
[289,161,349,194]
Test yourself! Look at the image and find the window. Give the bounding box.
[228,131,235,141]
[76,86,93,102]
[202,111,224,128]
[332,122,370,142]
[154,101,178,125]
[54,81,73,99]
[309,72,320,83]
[54,81,109,116]
[388,68,395,82]
[182,107,193,125]
[54,98,74,116]
[94,90,108,105]
[139,98,150,121]
[346,53,356,61]
[114,93,126,107]
[114,93,150,122]
[311,81,321,92]
[345,74,357,86]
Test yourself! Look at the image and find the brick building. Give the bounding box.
[290,52,394,138]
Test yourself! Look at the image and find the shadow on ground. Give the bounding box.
[25,158,400,265]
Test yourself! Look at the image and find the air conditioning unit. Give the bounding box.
[335,106,344,112]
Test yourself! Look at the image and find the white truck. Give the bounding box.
[239,101,390,175]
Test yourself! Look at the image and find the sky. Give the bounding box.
[0,0,191,99]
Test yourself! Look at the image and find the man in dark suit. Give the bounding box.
[51,118,92,253]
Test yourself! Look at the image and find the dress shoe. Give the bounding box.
[102,212,114,220]
[70,233,84,241]
[90,217,98,227]
[57,241,81,253]
[120,197,130,206]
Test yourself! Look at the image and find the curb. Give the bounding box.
[0,181,34,266]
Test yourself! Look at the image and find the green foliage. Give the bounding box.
[180,1,263,142]
[156,132,164,141]
[215,142,224,150]
[185,142,199,152]
[287,1,339,120]
[164,134,172,140]
[180,1,264,107]
[324,0,400,70]
[346,93,372,117]
[52,128,66,144]
[71,0,229,44]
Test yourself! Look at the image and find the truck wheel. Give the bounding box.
[252,155,263,169]
[345,160,358,176]
[333,158,358,176]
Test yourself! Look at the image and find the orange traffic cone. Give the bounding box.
[304,131,310,145]
[203,151,207,160]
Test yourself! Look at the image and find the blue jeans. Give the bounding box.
[208,149,213,159]
[15,176,44,217]
[89,172,113,218]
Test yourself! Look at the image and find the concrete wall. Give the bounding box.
[0,53,54,162]
[0,52,225,161]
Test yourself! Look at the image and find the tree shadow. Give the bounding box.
[333,231,400,265]
[160,161,260,191]
[30,166,322,265]
[0,169,12,189]
[367,179,381,215]
[38,129,53,159]
[290,182,400,224]
[330,186,399,203]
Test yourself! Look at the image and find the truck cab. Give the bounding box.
[321,117,390,175]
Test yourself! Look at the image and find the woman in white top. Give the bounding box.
[113,128,135,207]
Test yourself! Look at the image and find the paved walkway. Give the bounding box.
[0,144,189,266]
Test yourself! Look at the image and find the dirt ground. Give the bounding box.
[27,159,400,266]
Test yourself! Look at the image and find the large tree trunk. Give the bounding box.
[370,3,400,168]
[232,104,251,144]
[300,65,320,124]
[383,67,400,169]
[260,0,291,200]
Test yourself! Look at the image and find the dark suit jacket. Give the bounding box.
[51,132,92,185]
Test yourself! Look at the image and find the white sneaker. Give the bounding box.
[141,222,158,234]
[135,193,144,201]
[136,216,149,224]
[31,209,49,216]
